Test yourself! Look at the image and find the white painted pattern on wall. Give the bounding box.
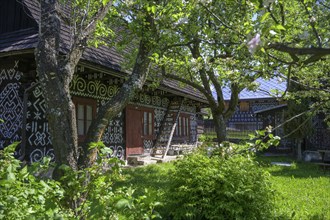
[0,67,23,151]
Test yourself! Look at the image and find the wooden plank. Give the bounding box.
[125,106,143,157]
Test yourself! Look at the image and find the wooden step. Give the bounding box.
[151,148,165,156]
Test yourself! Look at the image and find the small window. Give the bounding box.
[175,114,190,137]
[143,111,153,136]
[73,97,97,142]
[240,101,250,112]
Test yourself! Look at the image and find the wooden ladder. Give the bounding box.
[151,98,185,158]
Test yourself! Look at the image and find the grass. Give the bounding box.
[257,156,330,219]
[116,155,330,219]
[204,130,253,140]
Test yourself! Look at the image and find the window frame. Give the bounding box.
[72,96,97,142]
[142,109,154,138]
[175,113,190,138]
[239,101,250,112]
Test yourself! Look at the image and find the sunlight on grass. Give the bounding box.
[257,156,330,219]
[117,156,330,219]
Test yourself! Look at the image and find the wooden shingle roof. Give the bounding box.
[0,0,207,104]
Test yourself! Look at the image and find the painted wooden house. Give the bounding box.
[223,77,287,138]
[0,0,208,163]
[220,77,330,151]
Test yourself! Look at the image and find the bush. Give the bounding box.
[0,143,71,219]
[165,147,275,220]
[0,142,161,219]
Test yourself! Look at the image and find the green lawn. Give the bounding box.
[256,156,330,219]
[204,130,253,140]
[116,156,330,219]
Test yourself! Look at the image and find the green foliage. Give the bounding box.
[0,142,71,219]
[0,143,162,219]
[197,134,215,147]
[117,154,329,220]
[250,0,330,123]
[165,149,275,219]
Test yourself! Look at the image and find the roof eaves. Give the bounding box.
[254,104,287,114]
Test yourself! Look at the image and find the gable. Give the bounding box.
[0,0,208,104]
[0,0,37,34]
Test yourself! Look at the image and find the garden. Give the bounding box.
[115,153,330,219]
[1,141,329,219]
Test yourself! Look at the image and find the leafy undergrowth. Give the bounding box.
[257,156,330,220]
[117,155,330,219]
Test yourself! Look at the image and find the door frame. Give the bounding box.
[125,105,155,157]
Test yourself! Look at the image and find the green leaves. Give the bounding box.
[260,12,271,22]
[167,150,275,219]
[147,5,157,14]
[273,24,286,31]
[102,0,110,6]
[0,144,69,219]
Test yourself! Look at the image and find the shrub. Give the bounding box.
[166,147,275,220]
[0,143,71,219]
[0,142,161,219]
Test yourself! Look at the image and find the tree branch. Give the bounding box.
[267,52,295,64]
[266,6,279,24]
[162,41,193,51]
[206,69,225,110]
[199,3,245,38]
[83,1,113,38]
[64,0,114,79]
[268,44,330,55]
[224,83,240,119]
[299,0,322,47]
[280,3,285,26]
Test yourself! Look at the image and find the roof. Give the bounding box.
[160,78,208,104]
[0,0,207,103]
[0,28,37,53]
[222,77,287,101]
[254,104,288,114]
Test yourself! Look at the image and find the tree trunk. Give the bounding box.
[297,139,302,161]
[35,0,79,171]
[79,39,152,168]
[211,109,227,144]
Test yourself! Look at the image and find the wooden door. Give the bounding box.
[126,106,143,156]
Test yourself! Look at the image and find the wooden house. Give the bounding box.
[0,0,208,163]
[220,77,330,152]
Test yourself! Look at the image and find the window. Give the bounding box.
[240,101,250,112]
[143,111,153,136]
[73,97,97,141]
[175,114,190,137]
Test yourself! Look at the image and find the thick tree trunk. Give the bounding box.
[35,0,79,170]
[211,110,227,144]
[79,39,152,168]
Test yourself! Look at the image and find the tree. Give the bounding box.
[284,79,315,160]
[35,0,114,171]
[152,1,267,143]
[250,0,330,121]
[239,0,330,156]
[35,0,187,171]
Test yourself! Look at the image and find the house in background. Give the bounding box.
[209,77,330,152]
[0,0,207,164]
[222,77,287,135]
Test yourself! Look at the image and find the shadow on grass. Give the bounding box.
[256,156,330,178]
